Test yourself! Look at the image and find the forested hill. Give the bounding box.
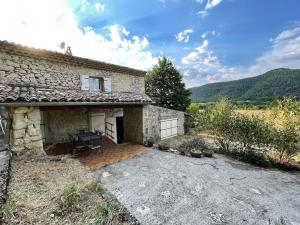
[189,68,300,102]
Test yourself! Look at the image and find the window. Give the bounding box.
[89,77,101,91]
[80,75,110,92]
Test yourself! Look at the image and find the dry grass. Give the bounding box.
[236,110,285,127]
[2,152,126,225]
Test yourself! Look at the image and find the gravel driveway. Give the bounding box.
[96,150,300,225]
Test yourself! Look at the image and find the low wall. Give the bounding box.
[143,105,185,143]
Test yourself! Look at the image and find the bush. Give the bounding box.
[85,181,103,194]
[197,97,300,168]
[178,138,207,155]
[197,98,236,152]
[158,142,170,151]
[231,150,272,168]
[0,202,14,220]
[231,114,272,151]
[57,184,81,215]
[269,97,300,163]
[96,201,121,225]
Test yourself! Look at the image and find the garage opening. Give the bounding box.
[160,118,178,139]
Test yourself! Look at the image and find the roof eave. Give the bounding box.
[0,101,152,107]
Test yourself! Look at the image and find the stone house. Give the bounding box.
[0,41,184,154]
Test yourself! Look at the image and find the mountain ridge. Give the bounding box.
[189,68,300,102]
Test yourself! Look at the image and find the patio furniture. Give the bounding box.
[0,115,7,135]
[71,130,102,155]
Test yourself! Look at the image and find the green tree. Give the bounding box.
[145,57,191,111]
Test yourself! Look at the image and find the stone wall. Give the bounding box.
[143,105,185,143]
[123,107,143,144]
[0,52,145,94]
[43,109,89,143]
[10,107,44,154]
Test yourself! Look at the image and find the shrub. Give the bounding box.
[58,184,81,215]
[231,114,272,151]
[178,137,207,155]
[269,97,300,163]
[231,150,272,167]
[0,202,14,220]
[271,124,299,163]
[85,181,103,194]
[96,201,121,225]
[197,98,236,152]
[158,142,170,151]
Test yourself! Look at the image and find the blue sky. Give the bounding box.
[0,0,300,87]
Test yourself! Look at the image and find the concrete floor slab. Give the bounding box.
[96,150,300,225]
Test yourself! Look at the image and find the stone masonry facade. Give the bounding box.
[0,52,145,94]
[143,105,185,143]
[10,107,44,155]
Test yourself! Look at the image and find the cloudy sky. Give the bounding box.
[0,0,300,88]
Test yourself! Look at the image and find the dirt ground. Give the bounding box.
[2,152,126,225]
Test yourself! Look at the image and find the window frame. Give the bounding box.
[88,77,104,91]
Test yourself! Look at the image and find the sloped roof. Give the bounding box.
[0,40,146,76]
[0,84,152,106]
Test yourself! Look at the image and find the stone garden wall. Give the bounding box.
[143,105,185,143]
[0,52,145,94]
[10,107,44,154]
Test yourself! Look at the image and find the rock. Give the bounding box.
[25,140,43,152]
[27,109,41,122]
[27,125,40,136]
[12,129,26,139]
[24,133,31,144]
[12,138,24,146]
[0,64,13,72]
[30,134,42,142]
[12,119,27,130]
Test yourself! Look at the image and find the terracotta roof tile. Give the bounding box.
[0,40,146,76]
[0,84,152,105]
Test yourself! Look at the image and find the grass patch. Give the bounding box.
[0,201,14,220]
[85,181,103,194]
[57,184,81,215]
[3,154,127,224]
[96,201,122,225]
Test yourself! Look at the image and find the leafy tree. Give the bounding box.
[145,57,191,111]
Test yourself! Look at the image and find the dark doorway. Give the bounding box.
[116,116,124,144]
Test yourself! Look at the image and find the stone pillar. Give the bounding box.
[11,107,44,155]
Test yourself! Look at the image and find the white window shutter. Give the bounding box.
[104,77,112,92]
[80,75,89,90]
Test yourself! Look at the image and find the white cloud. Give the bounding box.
[95,2,105,12]
[247,24,300,76]
[197,0,223,17]
[201,30,216,39]
[175,29,193,43]
[181,39,211,64]
[197,10,208,17]
[182,23,300,88]
[205,0,223,10]
[0,0,157,70]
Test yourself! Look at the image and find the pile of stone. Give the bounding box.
[11,107,44,155]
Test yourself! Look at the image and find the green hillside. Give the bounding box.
[189,68,300,102]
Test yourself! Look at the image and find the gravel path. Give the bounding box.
[96,150,300,225]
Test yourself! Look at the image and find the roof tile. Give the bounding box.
[0,84,152,105]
